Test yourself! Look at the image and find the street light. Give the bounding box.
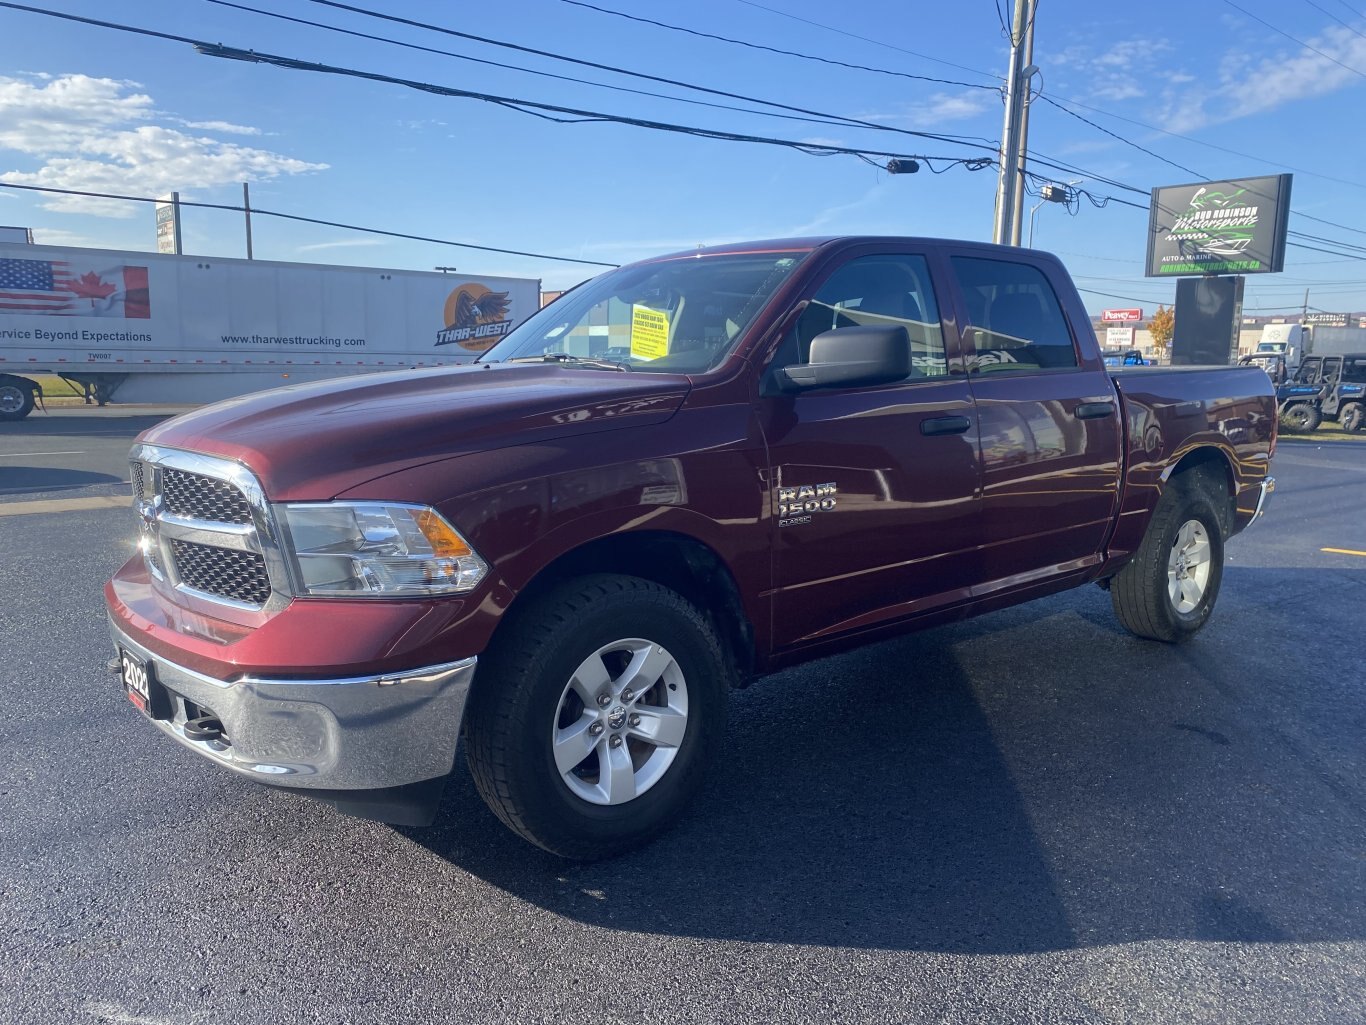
[1028,180,1081,248]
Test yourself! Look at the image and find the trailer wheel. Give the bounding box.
[464,574,728,859]
[1110,476,1225,644]
[1280,402,1320,433]
[1340,401,1364,433]
[0,382,35,421]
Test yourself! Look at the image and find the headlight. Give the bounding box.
[275,502,488,597]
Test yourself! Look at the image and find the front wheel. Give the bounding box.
[1110,478,1225,643]
[465,574,729,859]
[1340,401,1364,433]
[1280,402,1321,433]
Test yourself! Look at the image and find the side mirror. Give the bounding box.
[776,325,910,391]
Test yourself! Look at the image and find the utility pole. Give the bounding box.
[1009,4,1037,247]
[1301,288,1309,324]
[992,0,1039,245]
[242,182,254,260]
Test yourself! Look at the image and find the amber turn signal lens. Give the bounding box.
[414,508,473,558]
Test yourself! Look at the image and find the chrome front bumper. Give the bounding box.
[110,621,477,792]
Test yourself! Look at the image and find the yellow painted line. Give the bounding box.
[0,495,132,517]
[1321,547,1366,558]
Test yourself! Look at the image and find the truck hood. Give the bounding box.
[139,363,690,500]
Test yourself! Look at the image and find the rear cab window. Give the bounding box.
[950,256,1080,373]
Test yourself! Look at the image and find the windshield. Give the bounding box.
[483,251,808,373]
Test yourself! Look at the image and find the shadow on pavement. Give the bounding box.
[0,467,125,496]
[0,412,180,438]
[407,566,1365,954]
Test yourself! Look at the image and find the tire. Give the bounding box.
[0,382,34,421]
[1280,402,1320,433]
[465,574,729,859]
[1110,476,1225,643]
[1340,401,1364,433]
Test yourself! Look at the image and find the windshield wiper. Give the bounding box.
[506,353,631,371]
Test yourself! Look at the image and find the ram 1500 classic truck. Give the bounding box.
[105,236,1277,858]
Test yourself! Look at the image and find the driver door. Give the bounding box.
[757,249,983,651]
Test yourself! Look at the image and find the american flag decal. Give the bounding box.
[0,258,151,318]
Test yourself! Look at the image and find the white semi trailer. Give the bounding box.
[0,242,541,419]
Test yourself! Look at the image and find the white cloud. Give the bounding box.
[296,238,389,253]
[1053,38,1171,101]
[1158,25,1366,132]
[860,91,993,127]
[28,226,103,247]
[182,119,261,136]
[781,182,888,236]
[0,74,326,217]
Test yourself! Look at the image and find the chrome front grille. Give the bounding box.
[161,468,254,524]
[130,446,289,614]
[171,540,273,606]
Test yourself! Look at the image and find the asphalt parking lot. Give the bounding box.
[1,410,1363,1025]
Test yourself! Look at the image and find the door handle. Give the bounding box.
[1074,402,1116,420]
[920,415,973,436]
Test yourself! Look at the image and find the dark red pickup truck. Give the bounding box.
[106,236,1276,857]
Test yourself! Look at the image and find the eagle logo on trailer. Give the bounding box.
[435,283,513,351]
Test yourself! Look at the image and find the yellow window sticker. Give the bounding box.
[631,305,670,360]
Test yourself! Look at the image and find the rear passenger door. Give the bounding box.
[757,249,982,650]
[944,251,1123,592]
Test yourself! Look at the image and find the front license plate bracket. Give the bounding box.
[119,648,173,720]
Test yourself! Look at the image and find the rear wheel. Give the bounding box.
[1280,402,1320,433]
[465,574,729,859]
[0,382,34,421]
[1340,401,1364,433]
[1111,477,1225,643]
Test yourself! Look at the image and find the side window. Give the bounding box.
[951,256,1079,372]
[1342,358,1366,384]
[774,254,947,380]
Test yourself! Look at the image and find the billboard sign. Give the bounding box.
[1101,308,1143,322]
[1305,312,1348,327]
[1146,174,1292,277]
[1105,326,1136,348]
[155,199,181,255]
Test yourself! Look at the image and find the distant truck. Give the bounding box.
[1253,321,1366,367]
[0,242,540,420]
[1254,323,1310,366]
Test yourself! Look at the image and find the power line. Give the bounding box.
[282,0,1366,219]
[1290,230,1366,252]
[1302,0,1366,42]
[1076,287,1172,303]
[205,0,923,133]
[1028,114,1366,249]
[1036,95,1205,179]
[1036,94,1366,192]
[557,0,996,91]
[1220,0,1366,79]
[295,0,995,147]
[0,181,622,267]
[0,1,994,168]
[730,0,999,80]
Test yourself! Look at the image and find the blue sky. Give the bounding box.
[2,0,1366,318]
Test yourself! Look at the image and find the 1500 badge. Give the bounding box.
[776,482,837,527]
